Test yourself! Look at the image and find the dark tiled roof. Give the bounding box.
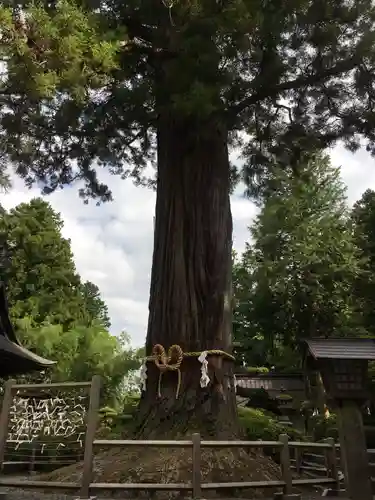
[305,338,375,360]
[0,283,55,376]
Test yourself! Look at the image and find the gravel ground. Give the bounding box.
[1,491,75,500]
[0,490,343,500]
[0,476,339,500]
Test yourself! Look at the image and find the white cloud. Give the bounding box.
[330,145,375,205]
[2,144,375,346]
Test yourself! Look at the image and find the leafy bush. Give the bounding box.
[122,393,140,415]
[246,366,269,374]
[97,405,136,438]
[97,394,141,438]
[276,393,293,402]
[246,388,281,415]
[310,414,339,442]
[238,407,306,442]
[99,406,119,427]
[310,413,375,447]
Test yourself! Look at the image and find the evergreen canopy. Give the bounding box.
[0,0,374,197]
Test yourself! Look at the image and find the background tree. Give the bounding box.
[233,155,361,370]
[0,198,112,331]
[0,198,85,328]
[80,280,111,328]
[351,189,375,335]
[0,171,11,192]
[15,319,143,406]
[232,251,272,368]
[0,197,138,407]
[0,204,8,276]
[1,0,375,436]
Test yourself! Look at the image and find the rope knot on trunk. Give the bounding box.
[152,344,183,398]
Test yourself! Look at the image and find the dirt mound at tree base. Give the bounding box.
[39,446,283,498]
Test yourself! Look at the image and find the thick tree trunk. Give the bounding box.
[137,112,237,437]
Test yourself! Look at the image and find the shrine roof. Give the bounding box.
[304,338,375,360]
[0,284,55,376]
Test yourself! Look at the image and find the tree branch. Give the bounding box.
[227,55,360,121]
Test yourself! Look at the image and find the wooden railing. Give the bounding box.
[293,445,375,488]
[2,439,83,473]
[0,377,342,499]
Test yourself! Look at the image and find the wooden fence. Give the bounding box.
[292,446,375,494]
[2,440,84,473]
[0,378,93,476]
[0,376,342,499]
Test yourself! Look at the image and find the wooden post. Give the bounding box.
[322,438,329,473]
[192,433,201,499]
[325,437,340,493]
[279,434,292,495]
[337,400,372,500]
[279,434,300,500]
[0,379,15,471]
[79,375,101,500]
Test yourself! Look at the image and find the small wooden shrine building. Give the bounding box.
[303,337,375,500]
[302,337,375,403]
[0,284,55,376]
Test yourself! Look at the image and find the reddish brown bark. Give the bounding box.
[136,113,237,437]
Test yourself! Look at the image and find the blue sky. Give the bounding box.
[2,143,375,346]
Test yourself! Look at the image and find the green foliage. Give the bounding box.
[16,319,142,405]
[0,198,85,328]
[0,196,142,406]
[0,197,112,329]
[351,190,375,335]
[233,154,360,367]
[98,406,120,432]
[310,414,339,442]
[97,393,141,437]
[2,0,375,434]
[0,0,375,199]
[0,0,121,100]
[122,392,141,415]
[238,407,305,442]
[0,172,11,192]
[80,280,111,328]
[245,366,269,374]
[246,388,281,415]
[276,394,293,401]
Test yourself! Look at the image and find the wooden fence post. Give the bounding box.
[79,375,101,500]
[0,379,15,471]
[326,437,340,494]
[279,434,300,500]
[192,433,201,499]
